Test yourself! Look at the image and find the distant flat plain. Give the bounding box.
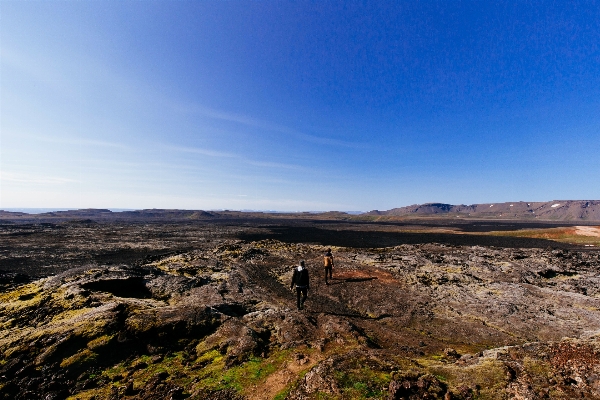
[1,211,599,281]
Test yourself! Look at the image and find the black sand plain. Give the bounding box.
[0,215,582,281]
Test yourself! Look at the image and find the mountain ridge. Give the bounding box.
[367,200,600,221]
[2,199,600,222]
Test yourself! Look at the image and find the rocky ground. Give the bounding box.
[1,219,600,399]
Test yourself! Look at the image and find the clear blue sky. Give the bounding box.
[2,1,599,211]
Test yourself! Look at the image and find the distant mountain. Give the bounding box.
[366,200,600,221]
[3,201,600,222]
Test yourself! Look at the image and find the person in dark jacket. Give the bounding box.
[290,260,310,309]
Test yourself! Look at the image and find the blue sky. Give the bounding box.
[1,1,599,211]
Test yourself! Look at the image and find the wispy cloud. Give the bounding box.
[167,145,314,172]
[0,171,76,185]
[1,47,80,99]
[214,196,356,212]
[2,45,152,113]
[167,145,237,158]
[8,132,131,150]
[7,46,367,150]
[178,104,368,148]
[77,138,130,149]
[246,160,306,170]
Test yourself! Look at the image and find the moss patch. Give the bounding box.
[428,359,508,399]
[60,348,97,368]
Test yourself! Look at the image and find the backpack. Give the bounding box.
[294,267,309,287]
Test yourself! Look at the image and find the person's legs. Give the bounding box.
[324,268,329,285]
[300,287,308,307]
[296,287,302,309]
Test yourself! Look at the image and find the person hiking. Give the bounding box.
[290,260,310,309]
[324,248,334,285]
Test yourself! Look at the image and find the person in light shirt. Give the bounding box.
[324,248,334,285]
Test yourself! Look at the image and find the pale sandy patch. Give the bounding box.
[575,226,600,237]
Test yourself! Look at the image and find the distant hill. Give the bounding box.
[0,208,217,222]
[3,201,600,223]
[0,208,352,223]
[366,200,600,221]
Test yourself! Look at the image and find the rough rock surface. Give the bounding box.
[1,221,600,399]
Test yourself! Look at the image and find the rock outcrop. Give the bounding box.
[2,236,600,399]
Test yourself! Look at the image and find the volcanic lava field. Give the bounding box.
[2,215,600,399]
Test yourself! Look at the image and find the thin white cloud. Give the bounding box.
[180,104,367,148]
[167,145,313,172]
[2,45,150,112]
[7,132,130,150]
[245,160,307,171]
[77,138,130,149]
[0,171,76,185]
[217,196,356,211]
[82,158,215,173]
[5,45,362,151]
[167,145,237,158]
[1,47,79,99]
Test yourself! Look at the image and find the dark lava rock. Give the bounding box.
[1,220,600,399]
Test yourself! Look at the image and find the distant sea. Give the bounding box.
[2,208,135,214]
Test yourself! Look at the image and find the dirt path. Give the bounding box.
[332,267,398,284]
[246,353,323,400]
